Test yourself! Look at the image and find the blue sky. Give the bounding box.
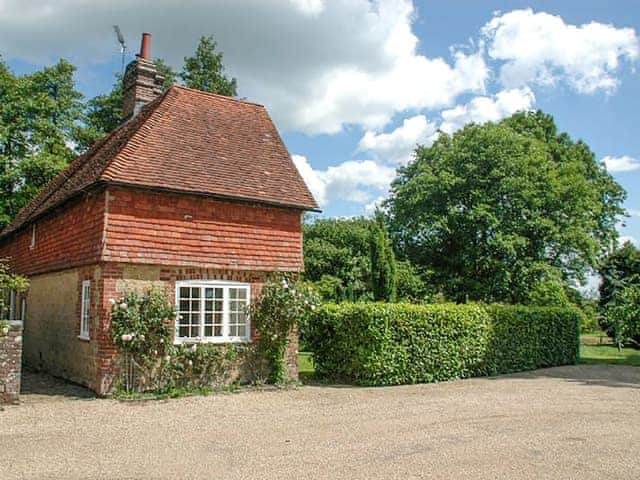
[1,0,639,245]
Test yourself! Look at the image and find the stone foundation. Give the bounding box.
[0,321,23,404]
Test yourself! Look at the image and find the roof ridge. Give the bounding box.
[170,84,265,107]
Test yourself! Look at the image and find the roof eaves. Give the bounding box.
[103,180,322,213]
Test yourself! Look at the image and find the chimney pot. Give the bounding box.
[140,33,151,60]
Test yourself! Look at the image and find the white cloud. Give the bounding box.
[602,155,640,173]
[358,115,438,164]
[0,0,488,135]
[483,9,639,93]
[288,0,324,16]
[439,87,535,134]
[628,209,640,217]
[364,195,387,216]
[292,154,394,207]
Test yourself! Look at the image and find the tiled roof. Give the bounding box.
[2,85,318,236]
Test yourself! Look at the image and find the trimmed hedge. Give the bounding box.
[307,303,580,386]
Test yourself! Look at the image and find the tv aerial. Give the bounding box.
[113,25,127,74]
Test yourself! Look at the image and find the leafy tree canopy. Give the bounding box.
[303,217,373,302]
[386,110,626,303]
[181,35,237,96]
[0,57,83,227]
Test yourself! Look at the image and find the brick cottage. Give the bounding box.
[0,34,318,395]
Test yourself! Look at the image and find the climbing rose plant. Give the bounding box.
[111,279,318,393]
[250,275,320,383]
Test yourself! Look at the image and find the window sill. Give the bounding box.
[174,337,251,345]
[78,335,90,342]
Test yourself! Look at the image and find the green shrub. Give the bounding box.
[483,305,580,375]
[307,303,579,386]
[604,284,640,347]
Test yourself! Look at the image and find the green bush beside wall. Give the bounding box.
[307,303,580,386]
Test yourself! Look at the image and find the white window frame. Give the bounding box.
[174,280,251,344]
[79,280,90,340]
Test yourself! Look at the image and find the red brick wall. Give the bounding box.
[95,263,298,394]
[0,191,105,276]
[103,187,303,272]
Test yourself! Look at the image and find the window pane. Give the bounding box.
[180,287,190,298]
[237,325,246,337]
[204,326,213,337]
[191,288,200,298]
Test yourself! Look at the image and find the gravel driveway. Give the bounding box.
[1,365,639,479]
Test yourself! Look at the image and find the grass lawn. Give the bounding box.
[299,352,314,374]
[580,343,640,366]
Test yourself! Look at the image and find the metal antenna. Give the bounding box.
[113,25,127,74]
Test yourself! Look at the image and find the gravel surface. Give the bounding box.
[1,365,639,479]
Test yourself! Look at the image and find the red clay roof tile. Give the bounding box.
[3,85,318,236]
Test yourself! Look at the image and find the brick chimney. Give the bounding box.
[122,33,165,120]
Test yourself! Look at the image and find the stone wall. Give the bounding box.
[24,265,102,392]
[0,321,23,404]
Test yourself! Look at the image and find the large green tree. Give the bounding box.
[0,57,83,227]
[386,111,625,303]
[303,218,373,302]
[598,241,640,336]
[181,35,237,96]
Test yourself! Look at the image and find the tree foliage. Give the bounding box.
[0,57,83,227]
[303,218,374,301]
[181,35,237,96]
[599,241,640,338]
[386,111,626,303]
[370,213,396,301]
[599,241,640,310]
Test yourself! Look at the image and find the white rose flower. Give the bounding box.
[121,334,132,342]
[119,302,128,310]
[109,298,116,305]
[187,360,193,367]
[190,344,197,353]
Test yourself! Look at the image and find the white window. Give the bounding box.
[80,280,90,340]
[175,281,250,343]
